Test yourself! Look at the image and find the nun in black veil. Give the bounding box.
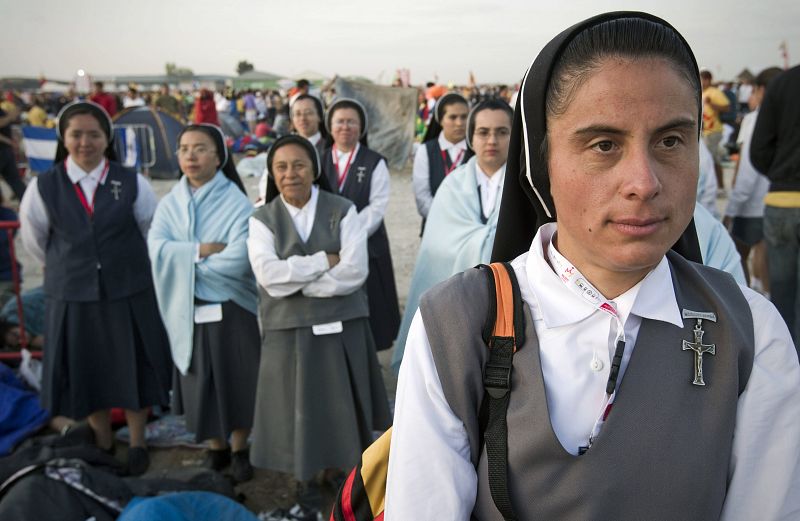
[385,11,800,520]
[19,101,171,476]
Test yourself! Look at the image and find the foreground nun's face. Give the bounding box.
[547,57,698,284]
[272,143,315,207]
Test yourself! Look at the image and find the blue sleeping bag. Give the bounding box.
[118,492,258,521]
[0,362,49,456]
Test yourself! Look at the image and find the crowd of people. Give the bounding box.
[0,10,799,520]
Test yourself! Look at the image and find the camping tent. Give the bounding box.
[332,77,417,170]
[218,113,246,139]
[112,107,183,179]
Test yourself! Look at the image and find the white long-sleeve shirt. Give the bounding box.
[332,143,390,237]
[413,133,467,218]
[725,110,770,218]
[247,185,368,299]
[19,157,158,265]
[385,222,800,520]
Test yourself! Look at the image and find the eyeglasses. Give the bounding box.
[332,119,359,129]
[177,145,215,157]
[473,128,511,139]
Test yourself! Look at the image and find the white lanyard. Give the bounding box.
[546,237,628,452]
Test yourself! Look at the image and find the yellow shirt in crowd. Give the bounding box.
[702,86,730,136]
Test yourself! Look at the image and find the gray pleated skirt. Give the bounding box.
[41,287,172,418]
[250,317,392,481]
[173,300,260,442]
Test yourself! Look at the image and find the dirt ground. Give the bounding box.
[8,161,421,515]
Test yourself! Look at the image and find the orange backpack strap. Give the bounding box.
[330,263,523,521]
[478,262,523,521]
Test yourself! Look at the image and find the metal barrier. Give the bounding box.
[113,124,157,173]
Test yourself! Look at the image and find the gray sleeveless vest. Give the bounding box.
[252,190,369,331]
[420,251,754,521]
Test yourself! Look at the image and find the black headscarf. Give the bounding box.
[421,91,470,144]
[290,94,329,141]
[54,100,117,163]
[491,11,703,263]
[177,123,246,194]
[263,134,333,204]
[325,98,369,147]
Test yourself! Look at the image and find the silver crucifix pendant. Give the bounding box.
[681,309,717,386]
[110,180,122,200]
[329,213,338,231]
[356,167,366,183]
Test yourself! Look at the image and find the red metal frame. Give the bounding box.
[0,220,41,361]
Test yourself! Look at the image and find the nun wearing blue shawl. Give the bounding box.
[148,124,259,482]
[392,100,513,372]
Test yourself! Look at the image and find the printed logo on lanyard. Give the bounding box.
[547,236,629,452]
[548,242,620,324]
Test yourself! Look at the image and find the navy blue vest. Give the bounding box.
[322,145,390,258]
[37,161,153,302]
[425,138,449,197]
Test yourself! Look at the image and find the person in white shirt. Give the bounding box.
[386,11,800,520]
[290,94,328,156]
[723,66,784,291]
[247,135,391,514]
[258,94,329,202]
[321,98,400,351]
[19,101,171,476]
[413,92,470,221]
[122,87,145,109]
[392,98,513,372]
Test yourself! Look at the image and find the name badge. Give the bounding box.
[312,321,343,336]
[194,303,223,324]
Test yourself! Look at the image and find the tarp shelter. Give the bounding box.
[332,77,417,170]
[218,113,246,139]
[112,107,183,179]
[231,70,282,91]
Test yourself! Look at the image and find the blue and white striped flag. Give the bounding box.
[21,126,58,173]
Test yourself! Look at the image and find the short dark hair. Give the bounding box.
[297,79,310,89]
[699,70,713,81]
[755,67,783,88]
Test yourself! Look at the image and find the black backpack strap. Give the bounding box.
[477,262,523,521]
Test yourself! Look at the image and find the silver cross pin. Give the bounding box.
[681,309,717,386]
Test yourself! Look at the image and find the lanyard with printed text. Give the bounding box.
[546,238,628,452]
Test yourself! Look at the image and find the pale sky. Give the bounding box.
[2,0,797,85]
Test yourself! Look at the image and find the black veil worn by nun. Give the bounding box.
[177,123,246,194]
[262,134,334,204]
[54,100,117,163]
[291,94,329,140]
[491,11,703,263]
[325,98,370,148]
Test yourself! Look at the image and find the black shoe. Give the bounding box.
[231,448,253,483]
[201,447,231,471]
[127,446,149,476]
